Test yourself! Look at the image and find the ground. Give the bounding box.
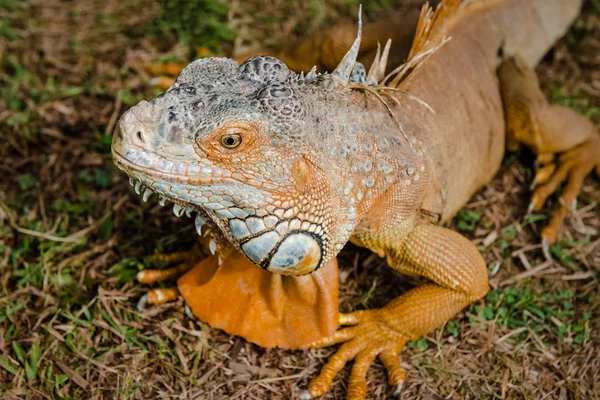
[0,0,598,399]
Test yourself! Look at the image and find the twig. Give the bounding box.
[0,195,127,244]
[499,260,555,286]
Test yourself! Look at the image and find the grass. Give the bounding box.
[0,0,598,399]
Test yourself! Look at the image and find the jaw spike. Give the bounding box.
[195,214,206,235]
[142,188,152,202]
[333,4,363,85]
[158,196,167,207]
[173,204,184,217]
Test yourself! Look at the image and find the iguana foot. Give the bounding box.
[530,137,600,243]
[499,56,600,244]
[145,62,184,90]
[138,244,204,284]
[136,240,208,310]
[300,224,489,399]
[301,310,407,399]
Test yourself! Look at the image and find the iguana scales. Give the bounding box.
[111,0,599,398]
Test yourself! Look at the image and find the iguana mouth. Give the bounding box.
[112,149,224,247]
[113,148,328,275]
[112,149,233,186]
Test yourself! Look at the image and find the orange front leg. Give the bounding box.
[135,234,227,309]
[301,224,489,399]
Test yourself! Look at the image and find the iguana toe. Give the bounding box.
[146,287,179,306]
[379,348,405,394]
[304,309,408,399]
[531,138,600,244]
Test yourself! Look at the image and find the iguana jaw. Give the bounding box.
[112,148,228,247]
[112,146,269,246]
[112,134,330,276]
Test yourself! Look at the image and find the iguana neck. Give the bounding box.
[306,88,438,244]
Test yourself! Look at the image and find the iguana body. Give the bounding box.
[112,0,599,398]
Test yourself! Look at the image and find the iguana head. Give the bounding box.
[113,55,357,276]
[112,13,397,275]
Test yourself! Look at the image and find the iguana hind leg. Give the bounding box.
[302,224,489,399]
[499,56,600,244]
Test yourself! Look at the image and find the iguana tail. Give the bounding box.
[496,0,583,66]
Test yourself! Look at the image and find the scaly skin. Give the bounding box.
[112,0,598,398]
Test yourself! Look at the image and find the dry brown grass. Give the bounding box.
[0,0,598,399]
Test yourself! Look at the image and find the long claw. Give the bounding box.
[379,349,405,390]
[540,166,586,243]
[542,238,552,261]
[392,382,403,397]
[136,294,148,311]
[528,137,600,245]
[530,160,572,210]
[526,202,535,216]
[137,288,178,309]
[296,390,312,400]
[184,304,197,320]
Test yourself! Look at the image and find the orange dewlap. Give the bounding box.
[177,251,339,349]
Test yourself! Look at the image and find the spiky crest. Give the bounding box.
[343,0,465,142]
[387,0,461,87]
[332,5,363,85]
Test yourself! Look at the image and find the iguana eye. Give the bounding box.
[220,133,242,149]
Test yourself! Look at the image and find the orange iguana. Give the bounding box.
[111,0,599,398]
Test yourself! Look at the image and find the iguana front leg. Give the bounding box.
[135,232,230,307]
[302,224,489,399]
[134,237,212,308]
[499,56,600,244]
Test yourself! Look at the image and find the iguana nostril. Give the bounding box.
[136,130,145,144]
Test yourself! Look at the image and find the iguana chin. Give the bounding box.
[112,0,599,398]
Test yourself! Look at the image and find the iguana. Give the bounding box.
[111,0,600,398]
